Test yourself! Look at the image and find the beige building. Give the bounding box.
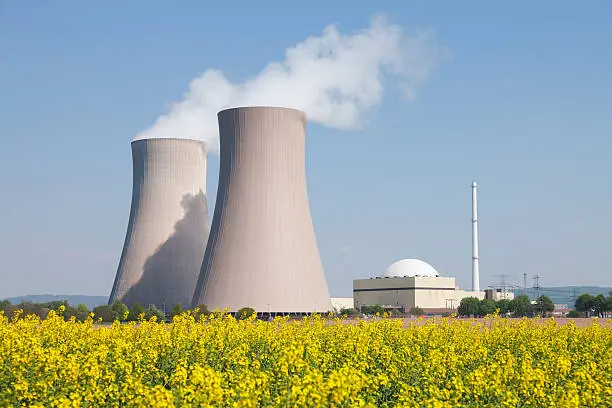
[353,259,484,313]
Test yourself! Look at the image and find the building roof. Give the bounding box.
[381,259,440,278]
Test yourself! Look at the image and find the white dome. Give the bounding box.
[382,259,439,278]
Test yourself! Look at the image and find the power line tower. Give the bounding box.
[533,275,541,299]
[492,274,511,298]
[569,287,578,305]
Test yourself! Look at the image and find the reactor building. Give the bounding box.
[109,138,210,310]
[352,182,486,314]
[192,106,333,313]
[353,259,484,313]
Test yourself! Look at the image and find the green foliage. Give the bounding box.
[496,299,512,315]
[592,294,607,318]
[574,292,612,317]
[38,300,69,310]
[193,304,210,319]
[457,297,480,316]
[93,305,114,322]
[479,299,497,317]
[171,303,184,318]
[339,308,359,317]
[64,304,90,322]
[510,295,533,317]
[360,305,386,315]
[128,302,145,321]
[144,305,165,321]
[236,307,256,320]
[408,306,425,316]
[575,294,593,316]
[93,302,129,322]
[567,310,584,318]
[533,296,554,316]
[110,301,129,321]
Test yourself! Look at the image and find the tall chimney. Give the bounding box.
[471,181,480,292]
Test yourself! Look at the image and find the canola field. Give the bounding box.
[1,310,610,408]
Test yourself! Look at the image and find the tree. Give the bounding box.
[510,295,533,317]
[478,299,497,317]
[75,303,90,321]
[339,308,359,317]
[18,302,49,319]
[534,295,554,317]
[93,305,114,322]
[193,304,210,319]
[128,302,145,321]
[408,306,425,316]
[496,299,512,315]
[360,305,385,316]
[0,300,11,312]
[567,310,583,318]
[591,294,606,318]
[64,303,90,322]
[144,305,165,321]
[236,307,256,320]
[39,300,69,311]
[457,297,480,317]
[575,294,594,317]
[109,301,129,321]
[171,303,184,318]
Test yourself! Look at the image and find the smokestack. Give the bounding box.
[471,181,480,292]
[109,138,210,309]
[192,106,332,313]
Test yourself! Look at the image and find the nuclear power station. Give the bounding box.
[108,106,480,316]
[109,138,210,310]
[352,182,487,314]
[192,107,333,313]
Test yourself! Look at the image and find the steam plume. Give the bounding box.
[135,15,446,151]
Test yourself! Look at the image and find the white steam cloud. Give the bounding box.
[135,15,447,151]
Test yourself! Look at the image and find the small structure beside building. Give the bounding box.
[330,297,354,313]
[484,289,515,301]
[552,304,571,316]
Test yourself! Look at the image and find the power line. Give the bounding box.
[533,275,541,299]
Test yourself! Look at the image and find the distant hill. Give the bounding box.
[514,286,612,306]
[2,294,108,310]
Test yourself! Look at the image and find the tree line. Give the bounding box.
[0,299,262,322]
[457,295,555,317]
[573,292,612,317]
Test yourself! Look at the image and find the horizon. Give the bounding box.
[1,1,611,299]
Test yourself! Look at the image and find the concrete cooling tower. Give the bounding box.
[192,106,332,313]
[109,138,210,310]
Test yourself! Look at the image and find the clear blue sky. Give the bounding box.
[1,1,610,298]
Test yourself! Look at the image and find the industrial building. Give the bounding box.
[352,183,485,314]
[109,138,210,310]
[484,289,515,301]
[192,107,333,314]
[353,259,484,313]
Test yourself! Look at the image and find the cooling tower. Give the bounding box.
[109,138,210,310]
[192,106,332,313]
